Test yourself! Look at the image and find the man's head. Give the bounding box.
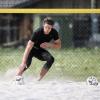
[43,17,54,35]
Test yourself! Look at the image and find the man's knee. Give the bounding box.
[44,56,54,70]
[49,56,54,64]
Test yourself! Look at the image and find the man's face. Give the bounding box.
[43,23,53,35]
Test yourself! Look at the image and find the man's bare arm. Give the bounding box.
[22,40,34,65]
[50,39,61,49]
[40,39,61,49]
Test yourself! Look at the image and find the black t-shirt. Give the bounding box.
[31,27,59,48]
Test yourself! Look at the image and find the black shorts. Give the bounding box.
[26,47,54,69]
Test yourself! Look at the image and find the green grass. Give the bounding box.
[0,47,100,81]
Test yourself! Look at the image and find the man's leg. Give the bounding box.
[16,52,33,81]
[38,67,48,81]
[15,64,26,85]
[16,47,38,77]
[15,57,32,84]
[37,52,54,81]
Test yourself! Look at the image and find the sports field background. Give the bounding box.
[0,9,100,81]
[0,1,100,100]
[0,47,100,81]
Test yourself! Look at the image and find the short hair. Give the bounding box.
[43,17,54,26]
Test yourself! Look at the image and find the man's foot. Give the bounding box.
[15,76,24,85]
[37,77,42,81]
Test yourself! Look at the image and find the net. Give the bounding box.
[0,0,31,8]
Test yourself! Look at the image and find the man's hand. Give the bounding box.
[40,42,51,48]
[40,39,61,49]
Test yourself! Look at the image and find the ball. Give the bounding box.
[86,76,98,86]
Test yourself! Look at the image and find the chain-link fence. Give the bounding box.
[0,14,100,81]
[0,0,100,8]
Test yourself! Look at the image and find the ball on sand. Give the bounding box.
[87,76,98,86]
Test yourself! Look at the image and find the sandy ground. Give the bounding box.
[0,78,100,100]
[0,69,100,100]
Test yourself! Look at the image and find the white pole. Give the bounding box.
[91,0,95,8]
[91,0,98,34]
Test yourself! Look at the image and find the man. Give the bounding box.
[16,17,61,83]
